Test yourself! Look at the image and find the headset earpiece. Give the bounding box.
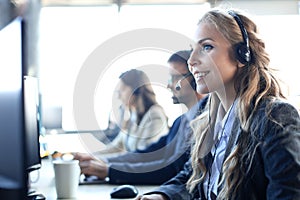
[133,88,140,95]
[190,79,196,91]
[228,10,251,65]
[234,42,251,65]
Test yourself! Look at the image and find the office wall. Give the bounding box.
[38,2,300,131]
[39,4,209,131]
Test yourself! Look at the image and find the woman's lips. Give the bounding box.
[194,71,209,81]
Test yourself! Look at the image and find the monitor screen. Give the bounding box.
[0,16,28,199]
[24,76,41,172]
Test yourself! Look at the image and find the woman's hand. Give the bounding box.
[73,152,108,179]
[135,194,167,200]
[73,152,94,162]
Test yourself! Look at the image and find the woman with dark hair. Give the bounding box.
[96,69,168,154]
[137,8,300,200]
[118,69,158,126]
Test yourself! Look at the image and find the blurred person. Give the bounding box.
[74,50,208,184]
[93,104,128,144]
[95,69,169,155]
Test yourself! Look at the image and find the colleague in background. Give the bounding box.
[137,8,300,200]
[93,104,128,144]
[94,69,169,155]
[74,50,208,184]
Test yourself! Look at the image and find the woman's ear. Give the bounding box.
[237,61,246,68]
[230,46,247,68]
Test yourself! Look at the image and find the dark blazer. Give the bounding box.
[108,117,186,184]
[149,99,300,200]
[107,96,209,185]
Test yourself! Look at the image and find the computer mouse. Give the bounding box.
[110,184,138,199]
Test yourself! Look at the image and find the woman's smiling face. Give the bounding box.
[188,22,238,95]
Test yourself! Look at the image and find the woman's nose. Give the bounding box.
[167,82,171,89]
[188,50,198,73]
[188,60,196,74]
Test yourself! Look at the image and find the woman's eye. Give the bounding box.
[202,44,213,52]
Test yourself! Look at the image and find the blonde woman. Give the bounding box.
[137,8,300,200]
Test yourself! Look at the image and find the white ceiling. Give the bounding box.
[41,0,300,15]
[42,0,209,6]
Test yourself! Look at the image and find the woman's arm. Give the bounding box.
[93,131,126,155]
[259,102,300,199]
[137,160,194,200]
[133,105,169,151]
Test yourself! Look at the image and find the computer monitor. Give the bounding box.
[0,16,44,199]
[23,76,46,200]
[0,16,28,199]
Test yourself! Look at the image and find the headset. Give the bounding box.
[228,10,251,65]
[190,78,197,91]
[175,73,197,91]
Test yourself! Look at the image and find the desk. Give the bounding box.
[30,158,157,200]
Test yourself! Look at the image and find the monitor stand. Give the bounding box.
[27,190,46,200]
[27,179,46,200]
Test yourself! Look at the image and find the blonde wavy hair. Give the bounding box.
[186,8,285,199]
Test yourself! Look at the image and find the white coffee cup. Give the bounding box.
[53,159,81,199]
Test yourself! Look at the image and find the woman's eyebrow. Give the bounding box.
[197,38,214,45]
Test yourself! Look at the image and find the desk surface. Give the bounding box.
[30,158,156,200]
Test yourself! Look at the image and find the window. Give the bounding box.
[39,4,210,131]
[39,5,300,131]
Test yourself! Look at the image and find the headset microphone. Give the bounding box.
[175,80,182,91]
[174,73,193,91]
